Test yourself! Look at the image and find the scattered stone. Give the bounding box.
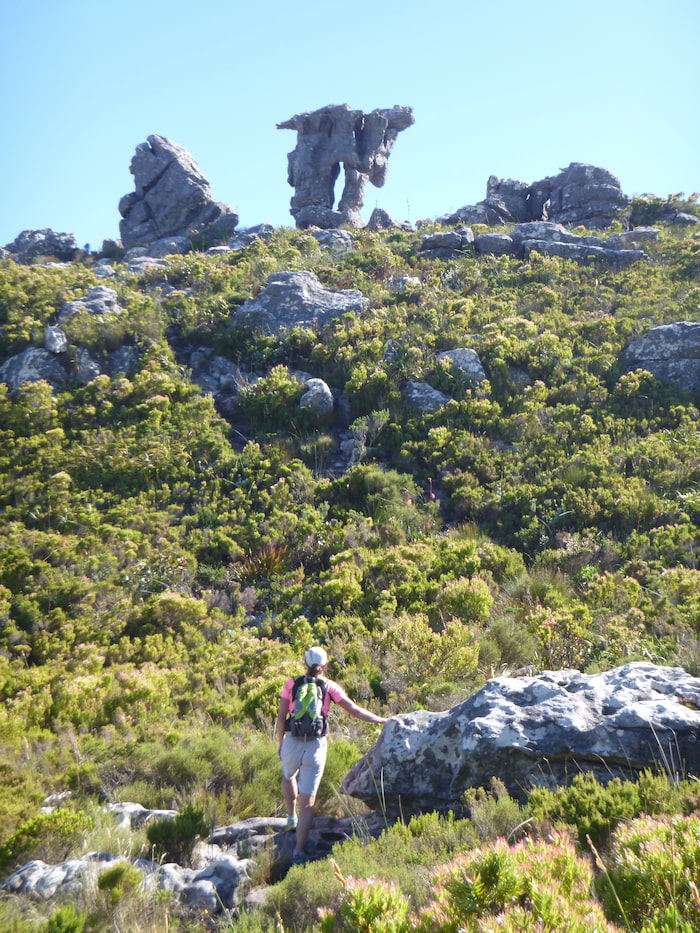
[474,234,517,256]
[606,227,659,250]
[367,208,412,232]
[234,270,368,335]
[472,222,647,267]
[40,792,73,814]
[436,348,486,384]
[44,327,69,354]
[403,381,451,413]
[673,212,700,225]
[0,348,68,393]
[310,229,356,253]
[342,663,700,813]
[278,104,414,229]
[388,276,421,293]
[225,224,275,253]
[58,285,123,323]
[621,321,700,393]
[0,812,384,917]
[4,229,80,264]
[146,236,191,258]
[100,238,123,259]
[108,345,139,376]
[73,348,102,385]
[119,134,238,248]
[420,227,474,259]
[126,255,171,275]
[300,378,334,415]
[93,262,117,278]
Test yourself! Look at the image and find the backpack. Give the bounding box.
[288,676,328,737]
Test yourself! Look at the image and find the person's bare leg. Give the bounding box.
[295,792,316,852]
[282,775,297,819]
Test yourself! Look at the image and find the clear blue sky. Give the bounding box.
[1,0,698,250]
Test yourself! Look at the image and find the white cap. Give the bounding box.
[305,646,328,667]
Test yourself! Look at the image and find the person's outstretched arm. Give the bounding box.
[337,695,387,724]
[276,697,290,752]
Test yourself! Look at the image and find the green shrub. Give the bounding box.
[463,780,528,842]
[145,803,209,866]
[598,814,700,932]
[527,770,691,849]
[0,808,94,875]
[44,904,87,933]
[335,871,412,933]
[417,834,618,933]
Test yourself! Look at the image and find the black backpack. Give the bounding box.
[287,676,328,737]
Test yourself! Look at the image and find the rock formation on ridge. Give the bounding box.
[439,163,631,230]
[3,229,80,264]
[277,104,414,229]
[119,135,238,248]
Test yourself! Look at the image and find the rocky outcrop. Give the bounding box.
[1,810,384,917]
[419,227,474,259]
[418,221,652,266]
[621,322,700,393]
[473,221,648,267]
[300,377,334,415]
[1,851,253,914]
[310,229,356,253]
[436,348,487,384]
[4,229,80,264]
[0,348,69,393]
[342,663,700,813]
[278,104,414,229]
[367,208,413,232]
[439,163,630,230]
[403,381,451,413]
[57,285,124,322]
[119,135,238,248]
[0,285,139,393]
[234,270,369,335]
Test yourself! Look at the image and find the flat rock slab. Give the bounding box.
[234,270,368,335]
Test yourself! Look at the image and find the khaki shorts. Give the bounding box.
[280,734,327,797]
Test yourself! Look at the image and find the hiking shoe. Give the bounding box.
[292,850,307,865]
[285,814,298,831]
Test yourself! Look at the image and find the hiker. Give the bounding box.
[276,646,387,864]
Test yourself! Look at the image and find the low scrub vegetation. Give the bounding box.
[0,205,699,929]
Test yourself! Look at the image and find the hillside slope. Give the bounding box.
[0,208,699,842]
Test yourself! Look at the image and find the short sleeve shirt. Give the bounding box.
[281,676,348,718]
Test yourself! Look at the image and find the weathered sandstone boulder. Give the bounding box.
[436,348,487,384]
[342,663,700,813]
[475,222,646,266]
[278,104,413,229]
[300,377,334,415]
[0,348,68,393]
[420,227,474,259]
[4,229,80,264]
[234,270,368,335]
[440,163,630,230]
[57,285,123,322]
[403,381,452,413]
[621,322,700,393]
[119,135,238,248]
